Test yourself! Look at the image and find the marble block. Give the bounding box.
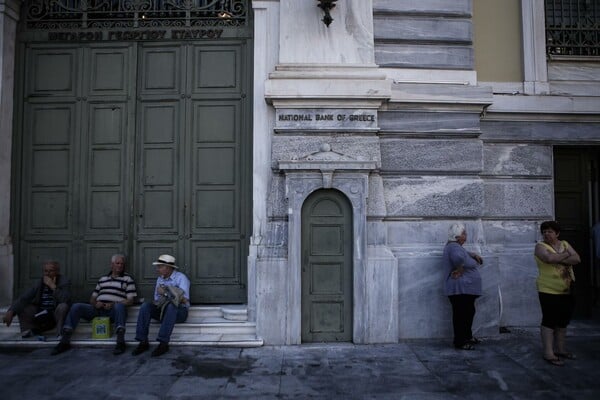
[384,177,484,217]
[483,144,552,176]
[381,139,483,173]
[483,181,553,218]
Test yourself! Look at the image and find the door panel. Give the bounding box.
[302,190,353,342]
[27,49,78,96]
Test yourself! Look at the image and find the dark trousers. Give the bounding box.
[18,303,69,334]
[448,294,478,347]
[538,292,574,329]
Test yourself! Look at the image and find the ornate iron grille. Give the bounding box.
[24,0,248,30]
[545,0,600,56]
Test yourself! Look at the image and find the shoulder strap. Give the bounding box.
[538,241,555,253]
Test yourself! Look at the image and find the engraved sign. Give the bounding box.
[275,109,378,132]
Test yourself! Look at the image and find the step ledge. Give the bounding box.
[0,339,264,348]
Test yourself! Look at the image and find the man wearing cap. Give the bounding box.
[132,254,190,357]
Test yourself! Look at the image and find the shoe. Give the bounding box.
[51,342,71,356]
[21,329,33,339]
[555,352,576,360]
[468,337,481,345]
[543,356,565,366]
[151,342,169,357]
[113,342,126,355]
[455,343,475,350]
[131,340,149,356]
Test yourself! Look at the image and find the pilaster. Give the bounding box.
[0,0,20,305]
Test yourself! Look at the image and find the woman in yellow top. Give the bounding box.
[534,220,581,366]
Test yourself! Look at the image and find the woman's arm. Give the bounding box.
[535,243,570,264]
[561,242,581,265]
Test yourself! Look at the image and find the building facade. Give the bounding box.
[0,0,598,344]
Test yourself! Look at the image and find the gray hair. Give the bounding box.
[448,223,466,242]
[111,254,126,263]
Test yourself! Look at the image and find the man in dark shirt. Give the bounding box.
[2,261,71,338]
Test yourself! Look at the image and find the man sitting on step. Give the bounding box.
[3,260,71,338]
[51,254,137,356]
[132,254,190,357]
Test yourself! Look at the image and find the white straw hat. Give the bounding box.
[152,254,178,269]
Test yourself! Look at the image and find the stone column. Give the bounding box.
[249,0,280,326]
[0,0,19,305]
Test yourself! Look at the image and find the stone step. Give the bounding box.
[0,305,262,348]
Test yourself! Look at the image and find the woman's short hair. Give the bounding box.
[448,223,466,242]
[540,220,561,234]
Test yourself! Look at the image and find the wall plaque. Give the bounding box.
[275,109,378,133]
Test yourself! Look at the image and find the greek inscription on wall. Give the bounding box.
[48,29,223,42]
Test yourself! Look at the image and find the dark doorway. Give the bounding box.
[553,146,600,318]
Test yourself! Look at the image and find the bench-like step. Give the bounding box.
[0,305,262,348]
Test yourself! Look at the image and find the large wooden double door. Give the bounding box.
[15,41,251,303]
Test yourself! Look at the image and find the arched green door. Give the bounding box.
[301,189,353,342]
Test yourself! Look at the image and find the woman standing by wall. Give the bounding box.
[534,220,581,366]
[442,223,484,350]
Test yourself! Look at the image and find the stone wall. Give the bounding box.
[373,0,473,69]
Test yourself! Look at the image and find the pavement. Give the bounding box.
[0,321,599,399]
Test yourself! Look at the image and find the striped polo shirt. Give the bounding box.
[93,273,137,303]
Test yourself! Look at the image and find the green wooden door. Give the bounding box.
[301,190,353,342]
[135,43,249,303]
[17,44,136,300]
[16,41,250,303]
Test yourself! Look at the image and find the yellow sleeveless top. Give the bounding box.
[534,241,575,294]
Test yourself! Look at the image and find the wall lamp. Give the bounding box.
[317,0,338,27]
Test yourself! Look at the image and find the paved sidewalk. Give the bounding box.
[1,323,599,399]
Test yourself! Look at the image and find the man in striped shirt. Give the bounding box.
[52,254,137,355]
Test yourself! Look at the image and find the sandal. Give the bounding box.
[543,357,565,367]
[456,343,475,350]
[555,352,576,360]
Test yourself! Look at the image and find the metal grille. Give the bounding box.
[545,0,600,56]
[23,0,249,30]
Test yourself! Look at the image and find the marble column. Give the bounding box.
[0,0,19,305]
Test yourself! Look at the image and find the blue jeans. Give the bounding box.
[135,301,188,343]
[63,302,128,333]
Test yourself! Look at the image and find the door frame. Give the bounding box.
[278,160,376,344]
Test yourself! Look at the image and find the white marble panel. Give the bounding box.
[365,246,398,343]
[374,16,471,42]
[497,253,541,327]
[279,0,374,64]
[255,258,289,345]
[373,0,471,15]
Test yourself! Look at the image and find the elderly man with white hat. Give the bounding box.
[132,254,190,357]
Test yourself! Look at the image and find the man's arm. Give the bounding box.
[53,276,72,304]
